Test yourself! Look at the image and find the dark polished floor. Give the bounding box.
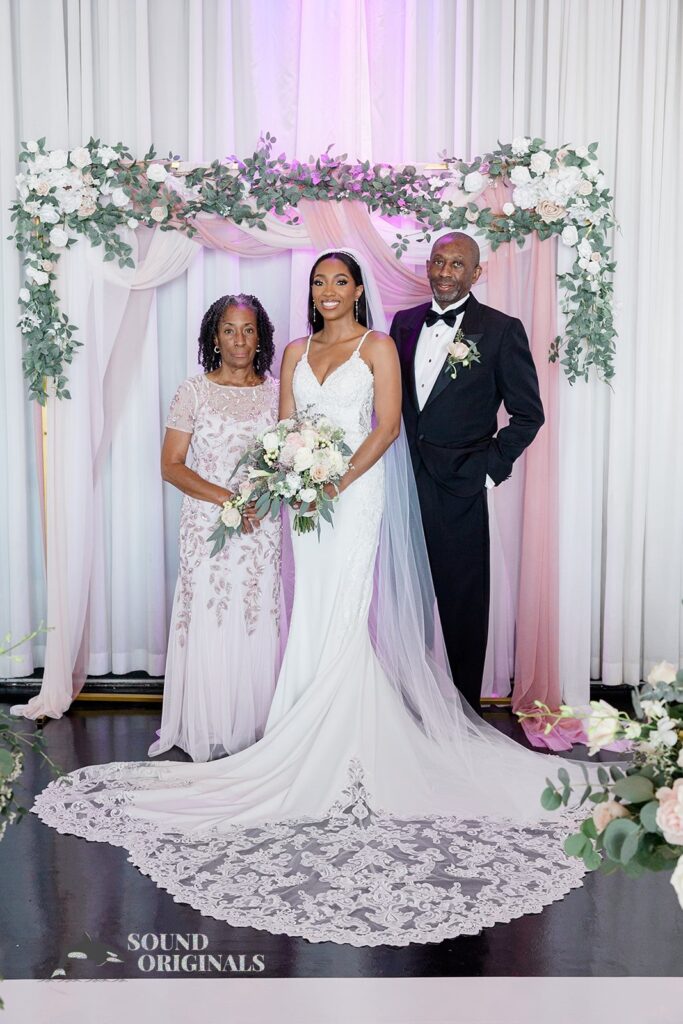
[1,700,681,981]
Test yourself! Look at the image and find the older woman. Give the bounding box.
[149,293,281,762]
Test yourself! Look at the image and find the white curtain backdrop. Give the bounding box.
[1,0,681,701]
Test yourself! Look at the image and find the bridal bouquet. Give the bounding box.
[524,661,683,907]
[208,414,352,554]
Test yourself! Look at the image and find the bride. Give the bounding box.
[34,249,588,947]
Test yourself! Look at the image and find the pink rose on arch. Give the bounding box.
[655,779,683,846]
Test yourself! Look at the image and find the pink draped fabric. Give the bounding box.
[482,181,574,747]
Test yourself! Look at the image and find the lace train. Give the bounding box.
[33,759,585,947]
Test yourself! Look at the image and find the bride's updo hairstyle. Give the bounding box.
[198,293,275,377]
[307,250,370,331]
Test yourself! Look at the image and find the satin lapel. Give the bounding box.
[400,303,430,411]
[422,294,484,412]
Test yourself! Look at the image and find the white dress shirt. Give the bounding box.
[414,294,495,489]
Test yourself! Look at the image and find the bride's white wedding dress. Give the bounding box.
[33,331,586,947]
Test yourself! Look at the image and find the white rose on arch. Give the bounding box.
[48,149,68,170]
[38,204,61,224]
[577,238,592,259]
[150,205,168,222]
[69,146,91,169]
[111,188,130,208]
[97,146,118,166]
[502,202,515,216]
[511,136,530,156]
[146,163,168,183]
[49,226,69,248]
[561,225,579,247]
[26,266,49,286]
[463,170,486,193]
[510,165,531,187]
[511,185,538,210]
[529,151,552,175]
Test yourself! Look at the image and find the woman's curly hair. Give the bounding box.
[197,293,275,377]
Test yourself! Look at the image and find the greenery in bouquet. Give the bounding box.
[524,661,683,906]
[208,413,352,554]
[0,628,62,845]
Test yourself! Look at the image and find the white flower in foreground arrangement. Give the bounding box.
[656,779,683,845]
[48,149,68,169]
[463,170,485,193]
[292,447,314,473]
[19,288,30,303]
[25,266,49,286]
[585,699,621,754]
[651,716,678,749]
[624,720,643,740]
[48,226,69,248]
[150,205,167,222]
[298,487,317,504]
[97,145,118,166]
[592,799,630,834]
[671,855,683,910]
[640,699,666,719]
[510,165,531,187]
[561,225,579,247]
[25,140,39,153]
[220,506,242,530]
[146,162,168,183]
[502,202,515,216]
[111,187,130,208]
[530,150,552,175]
[647,661,678,685]
[511,136,530,156]
[284,472,302,494]
[69,146,91,169]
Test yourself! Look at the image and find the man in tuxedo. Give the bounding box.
[390,232,544,713]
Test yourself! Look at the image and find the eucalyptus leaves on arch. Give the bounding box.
[11,132,616,404]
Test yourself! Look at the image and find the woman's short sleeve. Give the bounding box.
[166,379,197,433]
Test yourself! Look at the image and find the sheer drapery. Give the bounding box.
[2,1,681,708]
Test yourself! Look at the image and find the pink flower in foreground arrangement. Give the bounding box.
[592,799,630,834]
[655,779,683,845]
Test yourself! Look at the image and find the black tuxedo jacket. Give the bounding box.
[390,295,544,497]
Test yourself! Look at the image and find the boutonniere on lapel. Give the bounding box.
[445,330,481,380]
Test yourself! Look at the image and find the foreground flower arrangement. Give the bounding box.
[11,134,616,403]
[526,661,683,907]
[208,413,352,554]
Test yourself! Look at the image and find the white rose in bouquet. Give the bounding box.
[284,473,302,495]
[298,487,317,504]
[647,661,678,685]
[310,459,331,483]
[327,449,345,476]
[49,226,69,248]
[530,150,552,175]
[111,187,130,208]
[463,171,485,193]
[69,146,91,169]
[48,149,68,169]
[293,447,315,473]
[561,225,579,247]
[510,165,531,187]
[147,163,168,183]
[262,431,280,455]
[220,506,242,529]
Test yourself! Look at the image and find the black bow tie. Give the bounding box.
[424,299,469,329]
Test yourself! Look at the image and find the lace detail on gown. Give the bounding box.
[33,347,589,947]
[33,760,586,947]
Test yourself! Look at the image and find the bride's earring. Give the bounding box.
[312,306,318,325]
[354,299,359,321]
